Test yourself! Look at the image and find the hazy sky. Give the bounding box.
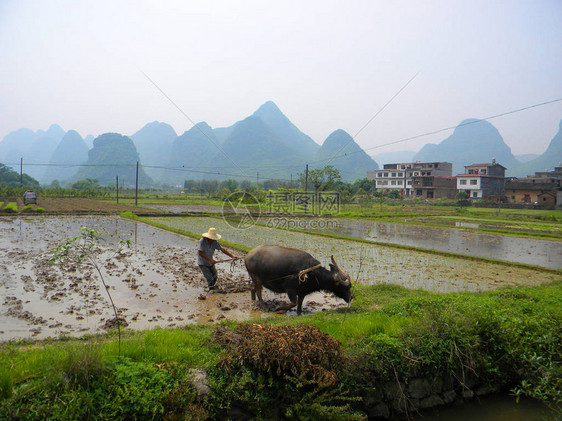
[1,0,561,155]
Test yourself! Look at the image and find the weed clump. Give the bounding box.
[211,324,363,419]
[215,323,343,384]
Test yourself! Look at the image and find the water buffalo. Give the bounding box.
[244,245,353,315]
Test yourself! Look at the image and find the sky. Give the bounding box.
[0,0,561,156]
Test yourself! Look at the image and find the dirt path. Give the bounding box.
[1,197,165,214]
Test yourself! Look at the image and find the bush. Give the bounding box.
[22,205,34,213]
[35,207,45,213]
[210,324,363,419]
[0,357,199,420]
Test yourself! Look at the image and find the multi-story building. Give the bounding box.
[411,176,457,199]
[456,160,506,199]
[367,162,452,196]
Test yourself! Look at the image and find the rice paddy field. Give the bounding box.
[145,216,559,293]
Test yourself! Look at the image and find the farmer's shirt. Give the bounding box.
[197,238,222,266]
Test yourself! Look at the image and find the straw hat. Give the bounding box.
[202,227,221,240]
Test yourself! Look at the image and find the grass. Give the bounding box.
[1,202,18,213]
[1,280,560,419]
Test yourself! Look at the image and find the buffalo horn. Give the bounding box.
[331,255,351,285]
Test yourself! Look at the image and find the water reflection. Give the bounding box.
[312,220,561,269]
[416,394,557,421]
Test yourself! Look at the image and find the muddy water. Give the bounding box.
[147,216,559,293]
[414,394,557,420]
[0,216,344,341]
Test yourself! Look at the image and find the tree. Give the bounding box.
[298,165,342,191]
[455,191,471,207]
[221,179,238,192]
[50,228,130,357]
[0,163,40,188]
[351,178,375,194]
[373,189,387,209]
[71,178,100,191]
[388,189,403,200]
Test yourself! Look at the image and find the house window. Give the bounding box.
[416,189,422,196]
[481,169,486,174]
[459,180,467,185]
[398,172,403,177]
[377,172,383,177]
[384,173,388,177]
[407,180,412,185]
[468,169,474,174]
[472,192,478,198]
[391,181,396,185]
[470,180,477,185]
[391,172,397,177]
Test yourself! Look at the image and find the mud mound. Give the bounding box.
[215,324,343,384]
[214,275,251,293]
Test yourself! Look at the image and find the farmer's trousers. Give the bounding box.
[199,264,218,287]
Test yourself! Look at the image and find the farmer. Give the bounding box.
[198,227,238,290]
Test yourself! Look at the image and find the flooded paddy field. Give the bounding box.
[290,218,562,269]
[147,216,559,292]
[0,216,344,341]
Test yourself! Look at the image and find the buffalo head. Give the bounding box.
[329,255,353,303]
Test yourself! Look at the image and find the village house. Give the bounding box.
[411,176,457,199]
[456,160,506,199]
[367,162,452,197]
[505,166,562,206]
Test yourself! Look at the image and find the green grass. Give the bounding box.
[1,202,18,213]
[1,280,560,418]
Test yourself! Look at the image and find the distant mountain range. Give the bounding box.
[0,101,560,185]
[70,133,152,187]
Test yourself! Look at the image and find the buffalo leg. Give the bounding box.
[296,296,305,315]
[276,291,298,313]
[249,274,263,302]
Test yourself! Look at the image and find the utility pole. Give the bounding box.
[20,158,23,187]
[290,174,293,189]
[135,161,139,206]
[304,164,309,214]
[116,176,119,204]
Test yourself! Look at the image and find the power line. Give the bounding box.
[140,70,247,176]
[5,97,560,179]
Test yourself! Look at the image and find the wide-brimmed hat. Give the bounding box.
[202,227,221,240]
